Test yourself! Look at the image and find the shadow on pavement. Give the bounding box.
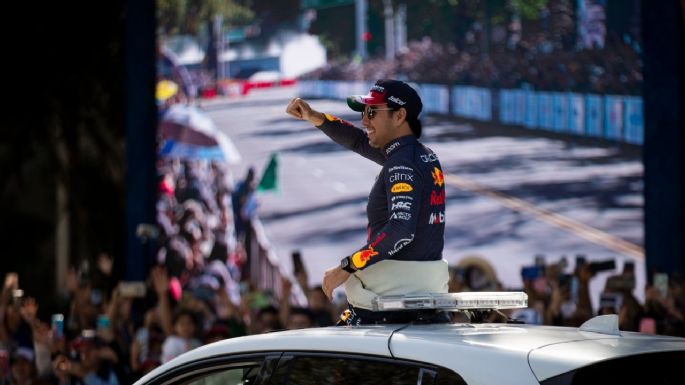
[201,98,296,111]
[290,225,366,245]
[248,127,313,137]
[499,176,643,210]
[260,195,368,221]
[278,140,349,155]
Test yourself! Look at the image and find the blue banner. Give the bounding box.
[334,81,345,99]
[604,95,624,140]
[419,84,450,114]
[479,88,492,121]
[499,89,513,124]
[552,93,568,132]
[466,87,476,118]
[538,92,554,130]
[569,93,585,134]
[451,86,464,117]
[585,95,603,137]
[514,90,526,125]
[623,96,644,144]
[300,81,642,145]
[297,80,311,97]
[525,91,538,128]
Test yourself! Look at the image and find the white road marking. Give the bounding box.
[444,172,645,260]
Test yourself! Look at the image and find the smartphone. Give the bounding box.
[97,314,110,331]
[51,314,65,339]
[521,265,543,280]
[118,281,147,298]
[605,275,635,291]
[654,273,669,298]
[11,289,25,305]
[292,251,305,274]
[589,259,616,274]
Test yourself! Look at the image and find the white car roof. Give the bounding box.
[137,322,685,385]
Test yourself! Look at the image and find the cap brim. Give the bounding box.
[346,91,387,112]
[346,95,367,112]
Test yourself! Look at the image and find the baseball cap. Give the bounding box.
[11,347,35,364]
[347,79,423,138]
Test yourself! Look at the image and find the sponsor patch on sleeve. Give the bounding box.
[351,247,379,269]
[432,167,445,187]
[390,212,412,221]
[391,201,412,211]
[324,113,353,126]
[390,183,413,193]
[391,195,414,201]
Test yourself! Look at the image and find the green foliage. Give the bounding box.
[510,0,549,20]
[157,0,255,35]
[309,3,356,59]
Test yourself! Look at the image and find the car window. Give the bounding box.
[272,356,419,385]
[146,355,278,385]
[540,351,685,385]
[435,367,468,385]
[181,364,260,385]
[269,355,466,385]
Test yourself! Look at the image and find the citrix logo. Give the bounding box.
[389,173,414,183]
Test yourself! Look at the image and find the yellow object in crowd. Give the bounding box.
[156,80,179,102]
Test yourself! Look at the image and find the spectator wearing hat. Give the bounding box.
[9,347,39,385]
[286,79,449,325]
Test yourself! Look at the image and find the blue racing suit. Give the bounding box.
[317,114,446,271]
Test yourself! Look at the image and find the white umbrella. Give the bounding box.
[159,104,242,164]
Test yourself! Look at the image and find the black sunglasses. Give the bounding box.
[362,106,395,119]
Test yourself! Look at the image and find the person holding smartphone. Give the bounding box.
[286,80,449,325]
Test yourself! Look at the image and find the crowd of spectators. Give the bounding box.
[0,155,341,384]
[5,244,682,384]
[448,255,685,336]
[302,33,642,95]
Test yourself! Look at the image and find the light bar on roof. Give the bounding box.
[371,292,528,312]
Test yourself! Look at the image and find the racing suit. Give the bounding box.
[317,114,449,311]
